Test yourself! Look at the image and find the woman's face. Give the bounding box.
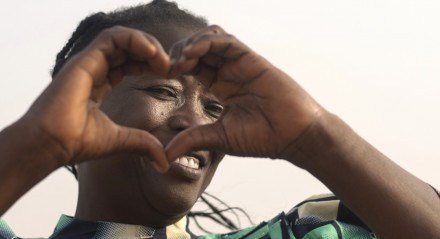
[76,27,225,227]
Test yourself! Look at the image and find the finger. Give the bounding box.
[168,38,188,77]
[108,59,156,83]
[169,26,225,62]
[168,26,224,76]
[191,63,218,88]
[174,53,223,76]
[200,53,224,69]
[169,40,219,87]
[182,25,226,48]
[171,35,250,84]
[168,39,185,65]
[182,33,248,61]
[52,26,169,109]
[113,125,169,173]
[169,58,199,78]
[165,123,226,162]
[142,33,170,75]
[91,60,155,103]
[93,27,170,76]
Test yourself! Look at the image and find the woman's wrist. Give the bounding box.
[5,117,69,170]
[279,110,340,171]
[0,117,67,215]
[281,110,377,178]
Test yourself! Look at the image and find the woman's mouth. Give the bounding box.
[173,156,200,169]
[168,154,207,181]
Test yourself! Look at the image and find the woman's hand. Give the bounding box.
[24,26,170,172]
[165,26,440,239]
[165,25,323,166]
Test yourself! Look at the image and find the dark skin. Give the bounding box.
[76,75,224,226]
[74,26,225,227]
[0,25,438,238]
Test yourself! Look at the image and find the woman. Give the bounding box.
[0,1,438,238]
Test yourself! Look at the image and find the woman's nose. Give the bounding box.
[167,102,207,132]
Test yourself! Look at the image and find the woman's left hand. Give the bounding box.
[166,25,323,166]
[166,26,440,239]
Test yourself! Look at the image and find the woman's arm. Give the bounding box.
[0,26,170,216]
[0,119,64,216]
[287,112,440,238]
[165,25,440,238]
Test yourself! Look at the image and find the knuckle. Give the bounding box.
[97,30,111,41]
[225,33,236,42]
[146,35,161,48]
[144,33,158,42]
[132,29,147,38]
[108,25,127,32]
[98,27,117,40]
[209,24,224,34]
[197,34,211,42]
[99,25,128,38]
[101,26,119,34]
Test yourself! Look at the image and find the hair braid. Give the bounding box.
[52,12,109,76]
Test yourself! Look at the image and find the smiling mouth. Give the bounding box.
[168,154,207,181]
[172,153,206,170]
[173,156,200,169]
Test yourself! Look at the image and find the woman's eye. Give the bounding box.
[205,103,223,118]
[147,87,177,99]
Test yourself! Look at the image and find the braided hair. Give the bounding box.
[54,0,252,233]
[52,0,207,76]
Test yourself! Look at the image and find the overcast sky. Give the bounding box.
[0,0,439,237]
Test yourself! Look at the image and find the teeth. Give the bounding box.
[188,159,195,168]
[172,157,200,169]
[180,157,189,167]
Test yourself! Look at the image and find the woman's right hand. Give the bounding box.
[23,26,170,172]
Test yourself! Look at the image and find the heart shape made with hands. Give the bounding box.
[28,25,320,175]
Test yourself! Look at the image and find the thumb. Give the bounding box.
[165,123,226,162]
[111,125,169,173]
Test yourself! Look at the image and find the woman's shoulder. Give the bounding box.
[0,219,18,239]
[199,193,376,239]
[1,218,47,239]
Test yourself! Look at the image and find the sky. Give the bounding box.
[0,0,439,237]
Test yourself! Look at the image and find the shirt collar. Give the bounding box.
[51,214,191,239]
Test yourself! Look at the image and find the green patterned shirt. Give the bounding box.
[0,194,383,239]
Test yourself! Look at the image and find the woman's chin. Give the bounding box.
[152,189,197,215]
[144,194,196,227]
[135,157,203,221]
